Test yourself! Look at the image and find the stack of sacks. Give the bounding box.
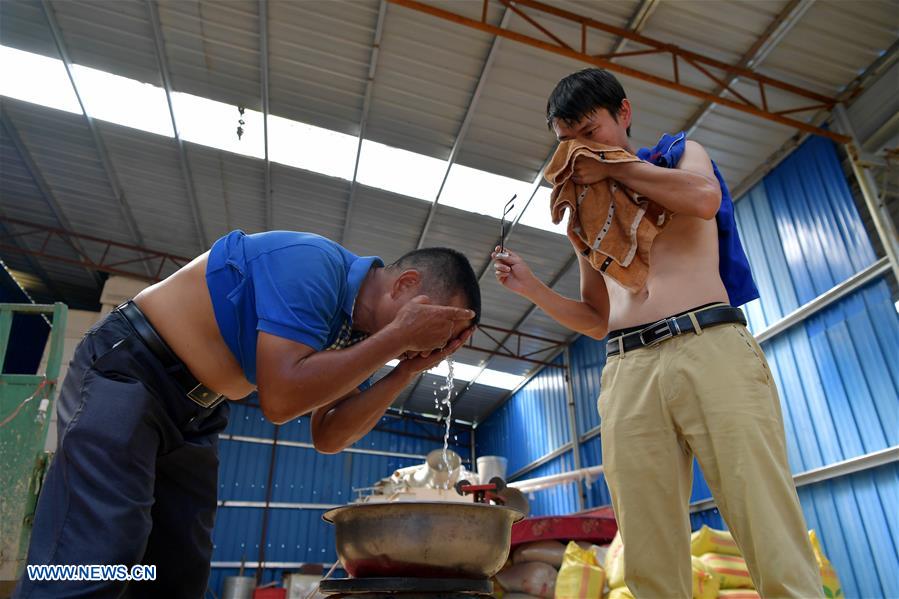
[691,526,843,599]
[692,525,754,593]
[604,530,720,599]
[493,540,610,599]
[809,530,843,599]
[555,542,606,599]
[494,541,562,599]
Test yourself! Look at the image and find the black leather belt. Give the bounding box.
[606,305,747,357]
[116,301,226,409]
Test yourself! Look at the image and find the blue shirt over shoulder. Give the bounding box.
[637,132,760,307]
[205,230,383,386]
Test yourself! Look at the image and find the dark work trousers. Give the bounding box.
[14,310,230,599]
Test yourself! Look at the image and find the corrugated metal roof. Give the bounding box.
[157,0,262,111]
[3,0,897,422]
[759,0,898,95]
[268,0,376,136]
[0,0,59,63]
[364,0,500,159]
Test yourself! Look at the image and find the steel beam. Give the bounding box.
[342,0,388,245]
[463,323,567,368]
[0,219,62,302]
[0,216,190,282]
[607,0,660,56]
[0,110,102,288]
[146,0,208,250]
[415,6,513,249]
[259,0,272,231]
[389,0,848,143]
[40,0,153,278]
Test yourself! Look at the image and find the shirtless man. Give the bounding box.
[493,69,822,598]
[17,230,478,598]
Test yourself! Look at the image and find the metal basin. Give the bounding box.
[323,502,523,578]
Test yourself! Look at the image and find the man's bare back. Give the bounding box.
[134,253,255,400]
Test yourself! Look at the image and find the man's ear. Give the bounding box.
[618,98,632,130]
[391,269,422,299]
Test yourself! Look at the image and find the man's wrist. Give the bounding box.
[390,362,418,384]
[377,322,410,355]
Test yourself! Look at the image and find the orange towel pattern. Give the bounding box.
[545,140,671,292]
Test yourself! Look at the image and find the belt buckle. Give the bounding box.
[187,384,223,409]
[638,318,674,346]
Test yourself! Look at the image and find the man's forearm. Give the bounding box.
[610,161,720,218]
[312,369,414,453]
[527,283,607,338]
[266,326,408,421]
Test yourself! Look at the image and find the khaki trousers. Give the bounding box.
[598,311,823,599]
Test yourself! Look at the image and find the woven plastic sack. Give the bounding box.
[554,541,605,599]
[606,587,635,599]
[717,590,761,599]
[691,525,741,556]
[604,530,625,589]
[512,540,566,568]
[692,555,720,599]
[698,552,753,589]
[809,530,843,598]
[495,562,557,599]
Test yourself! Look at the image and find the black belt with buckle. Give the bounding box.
[116,300,226,409]
[606,305,747,357]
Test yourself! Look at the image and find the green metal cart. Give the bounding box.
[0,302,67,586]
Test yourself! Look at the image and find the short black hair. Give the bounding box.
[546,68,631,136]
[389,248,481,325]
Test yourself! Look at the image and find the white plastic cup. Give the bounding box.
[477,455,508,485]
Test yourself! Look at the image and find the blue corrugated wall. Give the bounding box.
[209,401,471,596]
[475,354,570,476]
[477,135,898,598]
[520,452,580,517]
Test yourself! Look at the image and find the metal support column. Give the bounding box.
[255,424,280,586]
[833,104,899,284]
[470,425,477,473]
[563,347,585,511]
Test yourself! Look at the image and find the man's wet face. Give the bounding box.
[552,108,627,147]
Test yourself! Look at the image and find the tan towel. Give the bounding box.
[545,140,672,292]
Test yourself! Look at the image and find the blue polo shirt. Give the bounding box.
[637,132,760,307]
[205,230,383,385]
